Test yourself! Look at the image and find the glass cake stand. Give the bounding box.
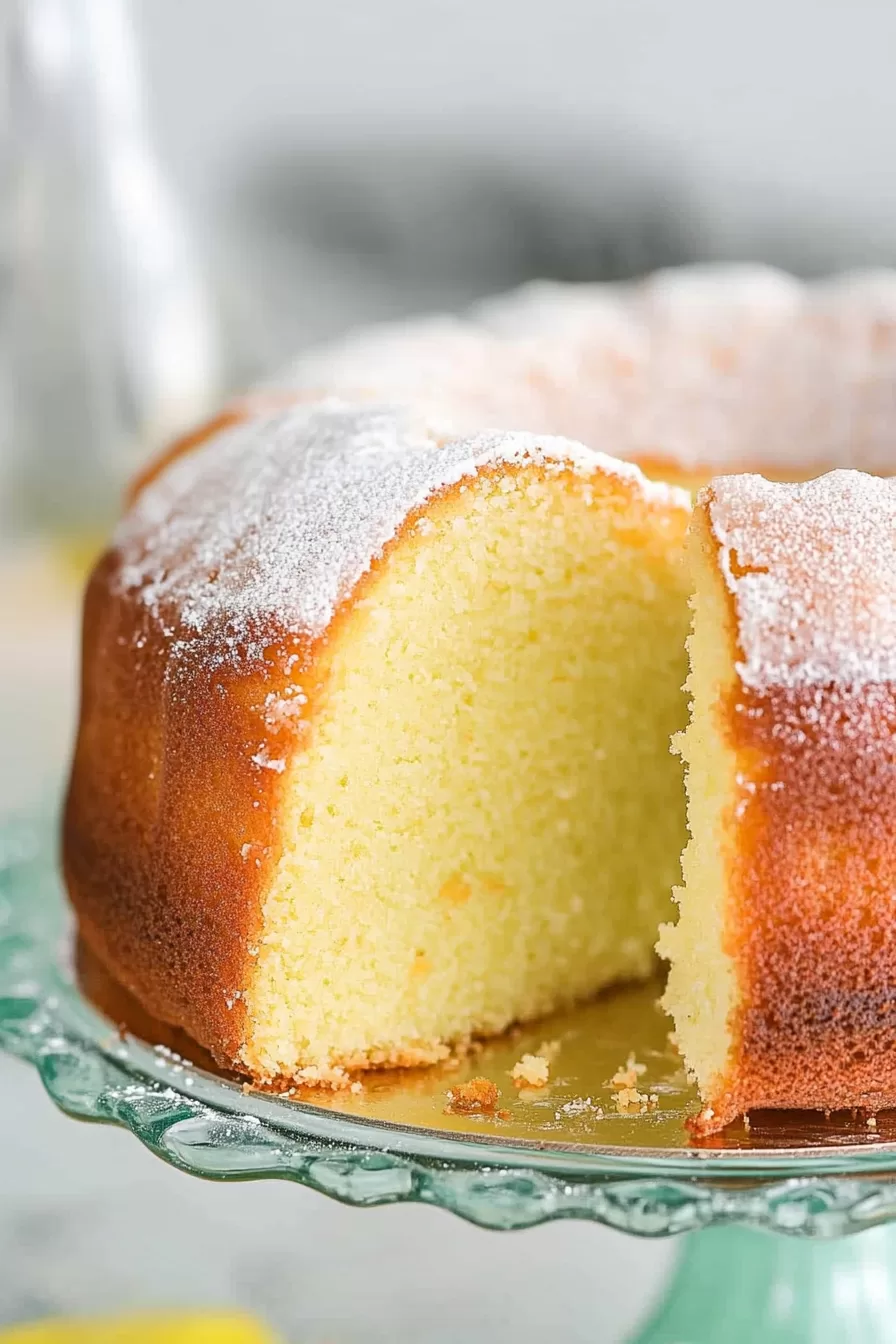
[4,821,896,1341]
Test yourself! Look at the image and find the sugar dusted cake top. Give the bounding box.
[706,470,896,691]
[284,266,896,475]
[115,400,687,669]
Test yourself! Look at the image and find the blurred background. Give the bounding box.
[1,1,894,1338]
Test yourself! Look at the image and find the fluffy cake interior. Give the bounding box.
[241,465,691,1081]
[658,512,742,1103]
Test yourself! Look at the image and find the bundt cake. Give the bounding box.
[662,470,896,1132]
[63,265,896,1125]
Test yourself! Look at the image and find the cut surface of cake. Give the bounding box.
[65,401,691,1082]
[661,470,896,1131]
[63,265,896,1119]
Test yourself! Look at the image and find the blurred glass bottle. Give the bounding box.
[0,0,220,537]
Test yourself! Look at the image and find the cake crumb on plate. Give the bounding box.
[511,1053,551,1089]
[445,1076,500,1112]
[556,1096,604,1119]
[613,1087,658,1115]
[610,1052,647,1088]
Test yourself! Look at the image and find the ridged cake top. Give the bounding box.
[284,266,896,473]
[115,400,687,666]
[707,470,896,690]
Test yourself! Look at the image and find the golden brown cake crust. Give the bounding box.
[692,475,896,1131]
[710,679,896,1129]
[63,545,300,1068]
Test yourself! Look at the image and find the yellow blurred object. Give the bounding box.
[0,1312,281,1344]
[51,532,107,586]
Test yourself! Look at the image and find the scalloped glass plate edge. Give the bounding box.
[6,817,896,1237]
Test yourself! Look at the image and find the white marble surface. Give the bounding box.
[0,548,676,1339]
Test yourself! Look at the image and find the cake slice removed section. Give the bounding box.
[661,471,896,1133]
[241,442,692,1084]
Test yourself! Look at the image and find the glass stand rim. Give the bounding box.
[5,815,896,1240]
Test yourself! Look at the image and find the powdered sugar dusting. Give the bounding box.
[708,470,896,690]
[114,401,682,664]
[282,266,896,473]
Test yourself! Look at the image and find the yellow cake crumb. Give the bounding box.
[608,1050,657,1113]
[658,507,743,1123]
[411,950,432,977]
[613,1087,659,1115]
[293,1063,353,1089]
[439,873,472,905]
[511,1053,551,1089]
[240,466,690,1084]
[445,1076,500,1112]
[610,1052,647,1088]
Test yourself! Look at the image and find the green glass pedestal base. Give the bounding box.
[632,1223,896,1342]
